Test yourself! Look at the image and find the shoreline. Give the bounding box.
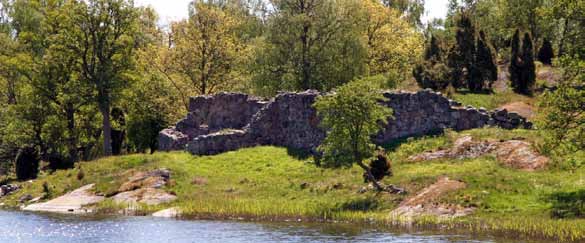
[0,207,568,243]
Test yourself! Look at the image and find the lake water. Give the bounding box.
[0,210,536,243]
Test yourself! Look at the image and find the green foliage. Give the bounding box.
[413,35,452,91]
[449,12,476,90]
[314,79,393,168]
[168,1,246,95]
[66,0,140,156]
[413,62,452,91]
[253,0,365,95]
[538,58,585,160]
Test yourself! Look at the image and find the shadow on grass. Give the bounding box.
[547,189,585,219]
[333,197,380,212]
[286,147,313,160]
[379,130,445,152]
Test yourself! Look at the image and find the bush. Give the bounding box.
[413,62,451,90]
[15,146,39,180]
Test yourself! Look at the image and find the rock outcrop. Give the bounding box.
[391,177,474,219]
[160,90,532,156]
[22,184,104,214]
[408,135,549,171]
[112,168,177,205]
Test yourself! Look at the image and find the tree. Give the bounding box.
[521,32,536,93]
[473,31,498,90]
[65,0,139,156]
[253,0,365,95]
[360,0,423,81]
[510,29,522,91]
[167,1,244,96]
[510,31,536,95]
[448,12,476,90]
[537,57,584,162]
[314,78,393,191]
[538,38,554,65]
[413,35,451,91]
[539,0,585,57]
[381,0,424,28]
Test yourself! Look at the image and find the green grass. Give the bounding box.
[2,128,585,241]
[451,91,535,110]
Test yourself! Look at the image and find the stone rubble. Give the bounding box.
[159,90,532,156]
[0,184,20,197]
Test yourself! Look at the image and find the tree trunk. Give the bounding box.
[99,102,112,156]
[357,160,385,191]
[65,103,78,163]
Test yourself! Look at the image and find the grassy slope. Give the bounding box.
[451,91,536,110]
[2,128,584,241]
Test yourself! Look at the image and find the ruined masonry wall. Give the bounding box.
[158,90,531,155]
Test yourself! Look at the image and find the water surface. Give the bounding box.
[0,211,537,242]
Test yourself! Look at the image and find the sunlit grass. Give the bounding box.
[2,128,585,241]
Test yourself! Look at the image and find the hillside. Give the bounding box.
[1,128,584,242]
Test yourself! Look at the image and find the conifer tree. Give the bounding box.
[425,35,442,61]
[538,38,554,65]
[510,30,536,95]
[474,31,498,90]
[521,32,536,93]
[509,29,522,92]
[449,12,476,89]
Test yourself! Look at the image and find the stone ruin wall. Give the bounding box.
[158,90,532,155]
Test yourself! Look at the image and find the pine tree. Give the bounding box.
[538,38,554,65]
[521,32,536,94]
[509,29,522,92]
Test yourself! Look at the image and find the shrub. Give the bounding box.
[14,146,39,180]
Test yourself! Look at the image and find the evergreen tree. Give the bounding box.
[449,12,476,90]
[538,38,554,65]
[474,31,498,90]
[424,35,442,61]
[521,32,536,94]
[510,29,522,92]
[413,34,451,91]
[510,30,536,95]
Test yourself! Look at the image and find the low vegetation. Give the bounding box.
[2,128,585,241]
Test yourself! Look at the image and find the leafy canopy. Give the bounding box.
[314,78,393,168]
